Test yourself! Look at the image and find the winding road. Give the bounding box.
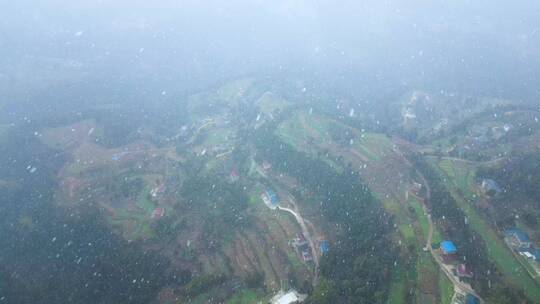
[277,204,319,270]
[415,167,483,303]
[260,186,320,285]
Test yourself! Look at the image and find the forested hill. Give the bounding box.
[0,126,172,304]
[253,123,397,303]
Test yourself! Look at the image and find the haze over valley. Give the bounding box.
[1,1,540,304]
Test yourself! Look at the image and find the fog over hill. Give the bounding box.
[2,0,540,103]
[1,1,540,304]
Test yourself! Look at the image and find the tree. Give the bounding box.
[308,279,337,304]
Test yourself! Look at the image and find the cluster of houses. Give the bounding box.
[438,240,480,304]
[505,228,540,266]
[440,240,473,278]
[470,123,513,146]
[289,234,330,264]
[290,233,313,263]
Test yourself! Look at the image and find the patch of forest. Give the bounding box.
[411,155,528,303]
[477,153,540,229]
[0,125,178,304]
[179,174,251,249]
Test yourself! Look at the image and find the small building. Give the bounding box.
[411,182,422,193]
[441,240,457,255]
[150,184,165,198]
[456,264,473,278]
[481,179,501,195]
[521,251,535,259]
[262,161,272,171]
[261,189,279,210]
[270,290,306,304]
[319,240,329,255]
[505,228,532,249]
[265,189,279,205]
[151,207,165,219]
[440,240,457,263]
[465,294,480,304]
[291,233,308,247]
[229,169,239,182]
[301,250,313,262]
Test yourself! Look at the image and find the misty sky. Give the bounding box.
[1,0,539,101]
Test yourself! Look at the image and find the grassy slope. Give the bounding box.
[408,197,442,244]
[226,289,263,304]
[431,158,540,302]
[275,112,343,172]
[258,92,290,114]
[416,250,439,304]
[383,196,446,303]
[353,133,394,161]
[387,265,408,304]
[439,272,454,304]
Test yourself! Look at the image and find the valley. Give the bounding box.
[5,78,540,304]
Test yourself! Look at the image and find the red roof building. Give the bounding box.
[151,207,165,219]
[456,264,473,278]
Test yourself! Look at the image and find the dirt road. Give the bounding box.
[276,196,320,284]
[391,138,483,302]
[259,182,320,285]
[415,167,483,302]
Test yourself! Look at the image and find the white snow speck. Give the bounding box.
[74,31,84,37]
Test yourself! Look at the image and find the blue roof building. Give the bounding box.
[465,294,480,304]
[505,228,531,242]
[319,240,329,254]
[505,228,532,249]
[440,241,457,255]
[265,189,279,206]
